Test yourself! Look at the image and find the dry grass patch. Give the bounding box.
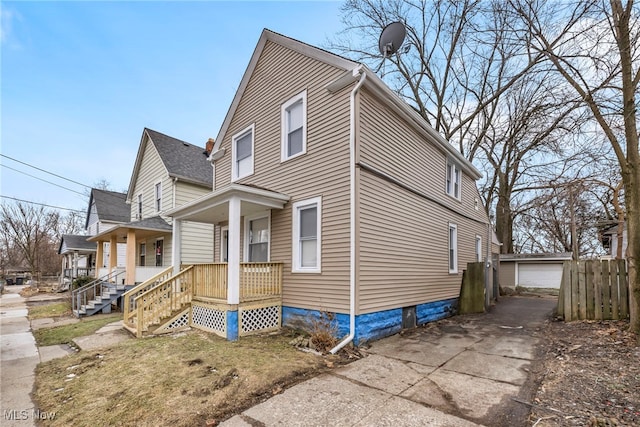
[33,314,122,346]
[34,329,329,426]
[28,302,72,319]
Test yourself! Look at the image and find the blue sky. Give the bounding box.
[1,1,346,214]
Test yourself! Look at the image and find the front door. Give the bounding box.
[155,239,163,266]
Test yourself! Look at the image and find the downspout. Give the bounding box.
[331,66,366,354]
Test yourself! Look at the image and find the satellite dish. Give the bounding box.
[378,21,406,58]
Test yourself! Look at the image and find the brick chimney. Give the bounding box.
[204,138,215,156]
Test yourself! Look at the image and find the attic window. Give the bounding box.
[281,90,307,161]
[446,160,461,200]
[232,124,254,181]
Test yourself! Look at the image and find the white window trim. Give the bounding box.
[243,213,271,262]
[292,196,322,273]
[232,124,255,182]
[155,181,162,212]
[475,235,482,262]
[155,237,164,267]
[449,223,458,274]
[220,226,228,263]
[446,160,461,200]
[281,90,307,162]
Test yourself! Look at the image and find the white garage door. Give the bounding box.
[518,263,563,288]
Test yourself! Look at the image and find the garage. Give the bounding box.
[518,263,564,288]
[500,253,572,290]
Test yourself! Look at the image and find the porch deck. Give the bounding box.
[122,263,283,338]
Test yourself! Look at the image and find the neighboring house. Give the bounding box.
[88,128,215,286]
[58,234,97,285]
[158,29,493,346]
[600,223,628,259]
[500,253,573,289]
[85,188,129,273]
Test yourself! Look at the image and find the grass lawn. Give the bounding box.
[33,329,329,427]
[29,302,72,319]
[33,314,123,346]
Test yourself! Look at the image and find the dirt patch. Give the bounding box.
[529,319,640,426]
[33,329,354,427]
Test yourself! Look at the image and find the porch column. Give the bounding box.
[72,251,78,278]
[227,196,241,341]
[95,241,103,278]
[125,229,136,286]
[109,235,118,279]
[228,196,241,305]
[172,219,182,276]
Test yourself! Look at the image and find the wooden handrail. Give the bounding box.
[123,266,173,327]
[134,265,194,337]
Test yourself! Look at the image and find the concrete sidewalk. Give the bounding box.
[221,296,556,427]
[1,286,39,427]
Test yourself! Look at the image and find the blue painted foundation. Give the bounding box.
[282,298,458,346]
[227,310,238,341]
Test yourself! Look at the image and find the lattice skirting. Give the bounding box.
[239,302,281,336]
[153,308,191,335]
[191,301,227,338]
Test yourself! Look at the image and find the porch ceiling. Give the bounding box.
[167,183,290,224]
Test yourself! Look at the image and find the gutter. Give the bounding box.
[330,65,366,354]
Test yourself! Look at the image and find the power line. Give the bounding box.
[0,154,90,189]
[0,195,85,213]
[1,164,86,196]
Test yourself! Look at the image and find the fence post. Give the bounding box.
[570,261,579,320]
[594,261,603,320]
[562,261,572,321]
[578,261,587,320]
[618,260,629,318]
[610,261,620,320]
[602,260,611,319]
[585,261,595,319]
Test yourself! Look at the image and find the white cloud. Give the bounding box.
[1,7,23,48]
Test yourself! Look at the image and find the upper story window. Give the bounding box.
[232,124,255,181]
[446,160,461,199]
[137,193,143,220]
[281,90,307,161]
[155,182,162,212]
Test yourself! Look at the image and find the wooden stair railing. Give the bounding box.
[122,266,173,331]
[133,265,195,338]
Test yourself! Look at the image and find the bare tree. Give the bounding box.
[509,0,640,331]
[332,0,585,253]
[0,202,61,281]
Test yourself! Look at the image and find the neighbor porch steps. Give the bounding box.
[73,283,132,317]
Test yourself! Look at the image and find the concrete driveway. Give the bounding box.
[222,295,556,427]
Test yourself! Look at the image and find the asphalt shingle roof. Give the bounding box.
[145,128,213,187]
[91,189,130,223]
[58,234,96,254]
[124,216,172,232]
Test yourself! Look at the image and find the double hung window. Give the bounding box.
[232,125,254,181]
[281,91,307,161]
[292,197,321,272]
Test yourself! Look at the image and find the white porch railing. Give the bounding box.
[135,266,170,283]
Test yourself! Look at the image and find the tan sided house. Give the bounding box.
[132,29,494,348]
[75,129,215,316]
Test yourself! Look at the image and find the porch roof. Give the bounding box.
[166,183,290,224]
[87,216,172,243]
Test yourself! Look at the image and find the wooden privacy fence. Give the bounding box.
[558,259,628,321]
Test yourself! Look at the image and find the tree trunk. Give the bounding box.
[495,172,514,254]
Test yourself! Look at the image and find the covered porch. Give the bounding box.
[154,184,290,340]
[87,217,172,286]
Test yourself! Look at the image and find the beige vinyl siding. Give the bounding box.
[359,90,487,221]
[358,171,488,313]
[130,138,170,222]
[214,40,352,312]
[174,181,215,264]
[357,89,489,313]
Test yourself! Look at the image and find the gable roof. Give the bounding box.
[58,234,97,255]
[209,29,481,180]
[85,189,129,229]
[126,128,212,202]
